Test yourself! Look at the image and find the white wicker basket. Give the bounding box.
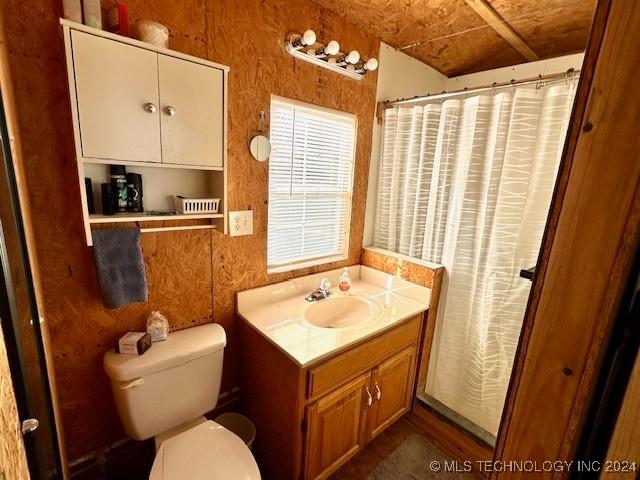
[173,196,220,214]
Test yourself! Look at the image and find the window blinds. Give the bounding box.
[267,97,357,272]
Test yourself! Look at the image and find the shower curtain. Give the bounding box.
[374,81,577,436]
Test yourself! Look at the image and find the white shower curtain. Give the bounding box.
[374,81,577,436]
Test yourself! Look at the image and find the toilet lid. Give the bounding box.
[149,421,261,480]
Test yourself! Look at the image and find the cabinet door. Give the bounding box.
[368,346,416,440]
[71,30,161,162]
[304,372,371,480]
[158,54,224,168]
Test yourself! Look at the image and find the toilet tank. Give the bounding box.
[103,324,226,440]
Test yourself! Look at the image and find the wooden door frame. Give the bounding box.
[494,0,640,474]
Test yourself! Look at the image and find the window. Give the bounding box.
[267,96,357,273]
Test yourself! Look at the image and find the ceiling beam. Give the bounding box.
[464,0,540,61]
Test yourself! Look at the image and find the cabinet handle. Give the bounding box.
[165,105,176,116]
[143,102,157,113]
[366,387,373,407]
[374,382,381,401]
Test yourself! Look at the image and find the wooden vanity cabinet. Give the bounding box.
[240,314,423,480]
[367,346,417,440]
[304,373,371,480]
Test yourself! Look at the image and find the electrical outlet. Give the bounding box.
[229,210,253,237]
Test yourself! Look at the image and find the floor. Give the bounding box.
[331,416,442,479]
[69,439,155,480]
[69,416,463,479]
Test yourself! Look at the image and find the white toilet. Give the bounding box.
[103,324,260,479]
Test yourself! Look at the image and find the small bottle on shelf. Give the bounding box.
[338,267,352,293]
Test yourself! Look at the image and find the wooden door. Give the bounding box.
[304,372,371,480]
[367,346,416,440]
[158,54,224,168]
[71,30,161,163]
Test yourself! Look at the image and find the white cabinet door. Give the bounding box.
[158,54,224,168]
[71,30,161,163]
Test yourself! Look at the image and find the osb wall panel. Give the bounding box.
[0,16,69,473]
[360,247,440,289]
[0,325,29,480]
[312,0,595,76]
[0,0,378,460]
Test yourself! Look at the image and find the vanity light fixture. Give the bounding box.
[328,50,360,66]
[284,30,377,81]
[356,57,379,74]
[307,40,340,58]
[291,29,317,49]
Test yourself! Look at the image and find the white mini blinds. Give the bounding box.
[267,96,357,273]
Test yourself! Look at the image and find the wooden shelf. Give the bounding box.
[89,212,224,224]
[83,157,224,172]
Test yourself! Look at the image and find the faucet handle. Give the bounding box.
[319,277,331,292]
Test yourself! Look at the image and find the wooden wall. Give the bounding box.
[0,0,378,460]
[494,0,640,472]
[0,324,29,480]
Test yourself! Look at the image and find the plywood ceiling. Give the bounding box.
[312,0,596,76]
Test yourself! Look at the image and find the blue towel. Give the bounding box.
[92,227,148,309]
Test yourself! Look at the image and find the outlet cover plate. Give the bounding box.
[229,210,253,237]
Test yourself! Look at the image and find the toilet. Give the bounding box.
[103,324,260,479]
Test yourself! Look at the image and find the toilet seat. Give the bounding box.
[149,420,261,480]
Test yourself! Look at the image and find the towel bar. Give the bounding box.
[140,225,215,234]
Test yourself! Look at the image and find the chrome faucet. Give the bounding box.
[305,277,332,302]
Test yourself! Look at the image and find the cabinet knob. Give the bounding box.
[165,106,176,116]
[365,387,373,407]
[143,102,157,113]
[374,382,381,401]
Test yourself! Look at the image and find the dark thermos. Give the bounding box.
[85,178,95,214]
[101,183,115,215]
[110,165,128,212]
[126,173,143,212]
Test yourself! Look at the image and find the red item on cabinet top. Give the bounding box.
[106,2,129,36]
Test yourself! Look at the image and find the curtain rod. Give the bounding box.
[384,68,580,107]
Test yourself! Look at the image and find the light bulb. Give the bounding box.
[346,64,355,72]
[325,40,340,56]
[302,29,316,46]
[364,58,379,71]
[346,50,360,64]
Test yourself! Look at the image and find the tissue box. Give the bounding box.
[116,332,151,355]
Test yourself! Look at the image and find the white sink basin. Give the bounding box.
[304,295,379,329]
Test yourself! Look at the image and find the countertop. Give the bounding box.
[236,265,431,367]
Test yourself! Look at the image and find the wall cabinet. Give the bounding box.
[72,30,162,163]
[240,314,423,480]
[61,20,229,244]
[69,28,225,168]
[157,54,224,168]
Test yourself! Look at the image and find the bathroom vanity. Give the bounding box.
[237,266,431,480]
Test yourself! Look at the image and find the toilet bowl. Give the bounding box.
[103,324,260,479]
[149,421,260,479]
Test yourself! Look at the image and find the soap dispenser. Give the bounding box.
[338,267,352,293]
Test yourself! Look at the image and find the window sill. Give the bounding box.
[267,254,348,275]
